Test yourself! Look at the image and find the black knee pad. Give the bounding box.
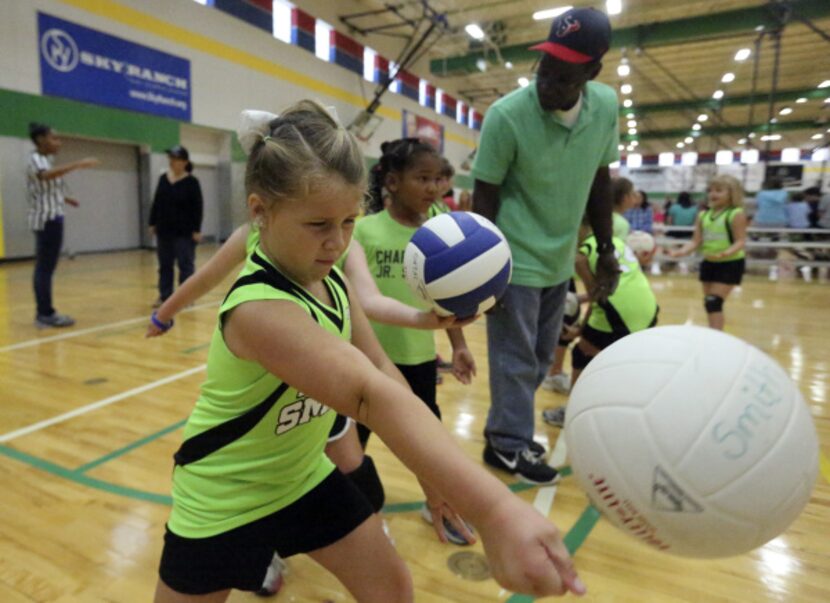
[704,295,724,314]
[571,344,594,370]
[346,455,385,513]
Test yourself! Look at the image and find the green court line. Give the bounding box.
[74,419,187,473]
[505,504,602,603]
[181,343,211,355]
[0,444,172,505]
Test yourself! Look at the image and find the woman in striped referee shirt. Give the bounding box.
[27,123,99,328]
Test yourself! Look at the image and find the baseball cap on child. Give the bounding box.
[530,8,611,64]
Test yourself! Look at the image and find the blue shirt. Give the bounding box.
[754,189,788,225]
[623,206,653,233]
[668,204,699,227]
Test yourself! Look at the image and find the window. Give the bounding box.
[363,47,377,82]
[272,0,293,43]
[315,19,332,62]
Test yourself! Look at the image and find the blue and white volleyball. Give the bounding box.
[404,211,512,318]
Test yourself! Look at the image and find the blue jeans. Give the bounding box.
[33,217,64,317]
[156,235,196,301]
[485,282,568,452]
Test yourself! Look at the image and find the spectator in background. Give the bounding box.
[753,177,789,228]
[612,177,638,239]
[786,192,811,229]
[457,189,473,212]
[624,190,654,233]
[148,145,203,308]
[667,191,699,239]
[437,158,457,211]
[804,186,822,228]
[27,122,100,328]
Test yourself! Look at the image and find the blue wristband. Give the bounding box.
[151,311,174,332]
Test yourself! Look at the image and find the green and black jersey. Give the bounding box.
[700,207,745,262]
[168,245,351,538]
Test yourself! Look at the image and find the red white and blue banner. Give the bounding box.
[291,7,315,53]
[330,30,363,76]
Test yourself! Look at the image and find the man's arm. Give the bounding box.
[585,167,619,302]
[37,158,99,180]
[472,180,502,223]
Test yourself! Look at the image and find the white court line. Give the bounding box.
[0,364,206,443]
[533,431,569,516]
[0,301,218,353]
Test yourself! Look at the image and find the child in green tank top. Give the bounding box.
[355,138,477,544]
[668,174,747,331]
[153,103,585,602]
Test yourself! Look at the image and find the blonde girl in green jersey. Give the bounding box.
[669,174,747,330]
[153,102,585,602]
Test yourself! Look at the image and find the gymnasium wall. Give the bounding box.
[0,0,478,259]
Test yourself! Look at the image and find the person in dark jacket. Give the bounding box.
[149,145,203,306]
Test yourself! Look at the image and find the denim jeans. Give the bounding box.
[156,235,196,301]
[33,217,64,317]
[485,281,568,452]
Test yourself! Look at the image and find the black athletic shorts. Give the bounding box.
[158,469,373,595]
[699,258,745,285]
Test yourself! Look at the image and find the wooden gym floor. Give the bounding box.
[0,246,828,602]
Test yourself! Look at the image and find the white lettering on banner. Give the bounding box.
[78,50,188,92]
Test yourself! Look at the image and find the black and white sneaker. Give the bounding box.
[483,442,559,485]
[527,440,547,461]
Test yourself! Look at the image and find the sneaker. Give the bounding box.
[255,552,285,597]
[527,440,547,461]
[541,372,571,394]
[542,406,567,428]
[483,443,560,485]
[35,313,75,328]
[420,504,474,545]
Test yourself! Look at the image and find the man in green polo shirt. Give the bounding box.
[473,7,620,483]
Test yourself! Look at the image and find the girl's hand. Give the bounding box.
[451,346,476,384]
[478,494,586,597]
[704,251,724,261]
[560,322,580,342]
[415,311,479,330]
[145,322,165,338]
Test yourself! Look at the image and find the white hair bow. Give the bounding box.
[237,110,278,155]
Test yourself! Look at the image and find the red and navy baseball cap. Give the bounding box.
[530,8,611,64]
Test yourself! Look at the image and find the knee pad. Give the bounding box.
[346,455,385,513]
[704,295,724,314]
[571,344,594,371]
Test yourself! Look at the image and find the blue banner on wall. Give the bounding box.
[38,12,191,121]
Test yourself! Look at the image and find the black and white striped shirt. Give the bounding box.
[27,152,66,231]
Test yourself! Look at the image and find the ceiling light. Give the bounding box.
[630,140,638,146]
[505,61,513,70]
[697,114,709,122]
[770,117,778,124]
[734,48,751,62]
[681,152,698,166]
[760,134,782,141]
[676,142,685,149]
[659,152,674,167]
[626,153,642,168]
[722,72,736,83]
[617,61,630,77]
[748,132,756,138]
[716,150,734,165]
[628,128,637,135]
[779,107,793,116]
[684,136,693,144]
[623,99,633,108]
[518,76,529,87]
[465,24,485,39]
[812,133,824,140]
[819,80,830,89]
[626,112,635,119]
[533,6,573,20]
[738,138,747,144]
[621,84,633,95]
[796,97,807,103]
[618,144,624,151]
[825,98,830,104]
[476,58,487,72]
[713,90,724,100]
[741,149,759,164]
[627,119,637,127]
[606,0,623,15]
[692,123,702,131]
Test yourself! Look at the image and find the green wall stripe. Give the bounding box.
[0,87,180,152]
